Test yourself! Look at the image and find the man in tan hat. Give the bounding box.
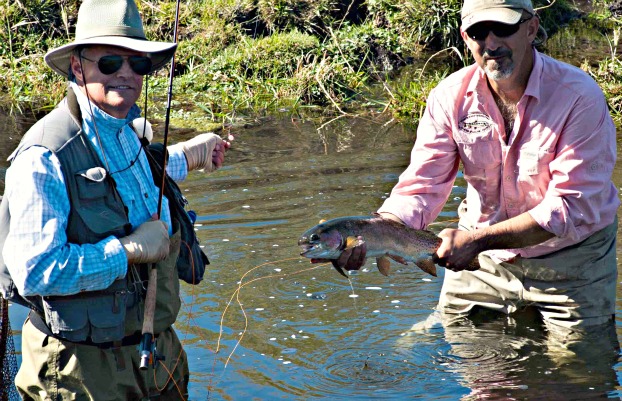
[318,0,619,342]
[1,0,230,399]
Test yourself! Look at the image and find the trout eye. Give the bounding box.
[309,233,320,242]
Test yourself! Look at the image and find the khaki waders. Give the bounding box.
[438,201,618,335]
[16,229,190,400]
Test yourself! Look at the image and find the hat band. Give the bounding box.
[77,26,146,41]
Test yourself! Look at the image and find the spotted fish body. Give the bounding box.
[298,215,444,277]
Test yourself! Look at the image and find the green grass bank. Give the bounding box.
[1,0,621,129]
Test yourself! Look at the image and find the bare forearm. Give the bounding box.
[435,212,556,270]
[471,212,555,252]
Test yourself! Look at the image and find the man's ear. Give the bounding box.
[70,55,83,80]
[460,27,469,42]
[527,15,540,40]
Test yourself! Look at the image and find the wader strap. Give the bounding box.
[111,341,126,372]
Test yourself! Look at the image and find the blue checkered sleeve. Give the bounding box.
[3,146,127,296]
[165,145,188,182]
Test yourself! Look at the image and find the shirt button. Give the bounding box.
[506,176,512,181]
[144,193,149,198]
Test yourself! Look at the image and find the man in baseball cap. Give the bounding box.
[325,0,620,359]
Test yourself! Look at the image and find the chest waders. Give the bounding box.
[0,88,181,346]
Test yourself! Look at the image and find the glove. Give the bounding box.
[169,133,224,172]
[119,219,170,264]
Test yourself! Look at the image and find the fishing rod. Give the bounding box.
[139,0,182,370]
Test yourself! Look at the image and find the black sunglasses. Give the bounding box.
[466,16,533,41]
[80,54,153,76]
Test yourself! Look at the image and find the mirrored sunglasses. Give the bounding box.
[466,16,533,41]
[81,54,153,76]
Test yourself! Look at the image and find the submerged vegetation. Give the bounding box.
[0,0,621,128]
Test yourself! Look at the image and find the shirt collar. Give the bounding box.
[70,81,141,134]
[523,48,543,103]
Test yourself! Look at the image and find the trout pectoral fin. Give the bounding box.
[377,257,391,276]
[332,263,348,278]
[415,259,437,277]
[344,236,364,250]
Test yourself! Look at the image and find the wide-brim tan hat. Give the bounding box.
[45,0,177,78]
[461,0,535,30]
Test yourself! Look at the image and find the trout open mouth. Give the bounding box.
[299,231,320,256]
[299,244,314,257]
[298,240,323,258]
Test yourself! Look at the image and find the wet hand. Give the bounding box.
[434,228,480,271]
[310,236,367,277]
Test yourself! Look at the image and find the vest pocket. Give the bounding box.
[42,280,130,343]
[76,167,108,199]
[71,168,130,242]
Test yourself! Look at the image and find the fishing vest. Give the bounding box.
[0,88,181,343]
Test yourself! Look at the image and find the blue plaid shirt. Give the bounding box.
[3,83,188,296]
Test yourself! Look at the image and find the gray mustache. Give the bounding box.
[483,49,512,59]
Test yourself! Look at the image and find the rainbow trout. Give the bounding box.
[299,215,478,277]
[298,216,479,276]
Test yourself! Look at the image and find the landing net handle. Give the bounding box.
[0,298,19,401]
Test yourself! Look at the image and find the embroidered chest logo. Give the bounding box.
[458,113,494,134]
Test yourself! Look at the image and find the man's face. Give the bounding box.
[70,45,146,118]
[461,14,539,83]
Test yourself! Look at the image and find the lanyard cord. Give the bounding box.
[78,53,150,178]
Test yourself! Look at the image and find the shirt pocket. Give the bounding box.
[517,146,554,198]
[454,127,502,214]
[517,146,554,176]
[454,127,502,170]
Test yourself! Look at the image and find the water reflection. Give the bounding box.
[400,308,621,400]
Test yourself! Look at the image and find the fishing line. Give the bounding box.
[202,257,326,396]
[153,238,207,400]
[217,258,321,358]
[155,361,187,400]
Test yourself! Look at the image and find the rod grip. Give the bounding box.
[139,266,158,370]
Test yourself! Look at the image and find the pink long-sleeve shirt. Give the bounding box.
[378,49,619,261]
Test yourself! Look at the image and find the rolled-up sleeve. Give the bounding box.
[528,89,618,243]
[378,90,460,229]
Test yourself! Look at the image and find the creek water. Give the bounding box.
[4,17,622,401]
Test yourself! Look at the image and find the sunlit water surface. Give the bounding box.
[4,18,622,401]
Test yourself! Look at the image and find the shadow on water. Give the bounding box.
[4,18,622,401]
